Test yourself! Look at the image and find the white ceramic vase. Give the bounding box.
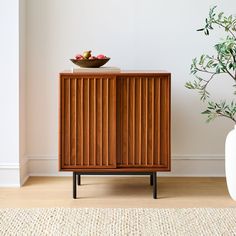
[225,125,236,201]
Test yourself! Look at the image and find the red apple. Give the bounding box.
[97,54,106,59]
[75,54,83,60]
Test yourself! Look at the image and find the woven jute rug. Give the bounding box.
[0,208,236,236]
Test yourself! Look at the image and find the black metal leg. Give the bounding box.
[150,174,153,186]
[71,172,158,199]
[152,172,157,199]
[77,174,81,185]
[73,172,77,199]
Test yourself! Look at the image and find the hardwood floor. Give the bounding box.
[0,177,236,208]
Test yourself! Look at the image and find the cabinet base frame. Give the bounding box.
[72,172,157,199]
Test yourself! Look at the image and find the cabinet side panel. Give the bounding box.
[59,77,64,169]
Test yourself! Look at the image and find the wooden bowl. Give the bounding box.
[70,58,110,68]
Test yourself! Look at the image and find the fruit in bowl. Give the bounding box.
[97,54,106,59]
[83,50,92,59]
[71,51,110,68]
[75,54,83,60]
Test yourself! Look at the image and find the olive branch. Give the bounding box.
[185,6,236,124]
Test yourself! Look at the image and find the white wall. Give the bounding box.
[26,0,235,176]
[0,0,20,186]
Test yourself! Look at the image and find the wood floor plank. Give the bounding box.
[0,177,235,208]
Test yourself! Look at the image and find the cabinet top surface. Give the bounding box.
[60,70,171,76]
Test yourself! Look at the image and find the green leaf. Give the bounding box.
[201,110,211,114]
[218,12,224,20]
[205,29,209,35]
[199,55,205,65]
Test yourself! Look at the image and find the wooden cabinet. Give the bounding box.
[59,71,171,173]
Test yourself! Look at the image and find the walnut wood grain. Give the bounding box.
[60,76,117,169]
[59,71,171,172]
[108,78,116,166]
[136,78,142,166]
[116,75,170,169]
[64,79,70,166]
[77,78,83,165]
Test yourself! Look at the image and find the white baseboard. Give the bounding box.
[0,163,20,187]
[0,155,225,186]
[26,155,225,177]
[162,156,225,177]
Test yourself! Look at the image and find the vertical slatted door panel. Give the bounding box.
[60,76,116,169]
[116,76,170,169]
[117,77,136,166]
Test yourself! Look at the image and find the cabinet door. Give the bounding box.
[59,76,116,169]
[116,76,170,170]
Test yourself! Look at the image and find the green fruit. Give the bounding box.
[83,50,92,59]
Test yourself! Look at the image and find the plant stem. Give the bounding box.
[217,112,236,123]
[217,56,236,80]
[213,20,236,40]
[195,66,215,74]
[202,73,217,89]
